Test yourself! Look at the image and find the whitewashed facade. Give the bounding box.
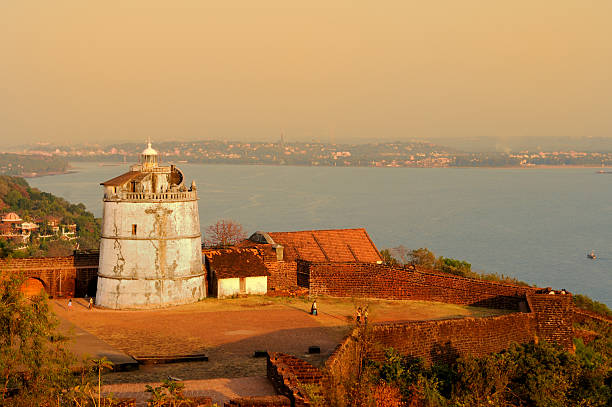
[217,276,268,298]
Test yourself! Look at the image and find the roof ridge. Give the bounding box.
[269,227,367,234]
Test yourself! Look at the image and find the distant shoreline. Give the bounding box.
[15,162,611,178]
[21,169,77,178]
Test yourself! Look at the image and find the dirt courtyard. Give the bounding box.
[54,296,507,384]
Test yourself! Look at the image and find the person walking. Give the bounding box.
[311,299,318,316]
[68,298,72,310]
[363,307,369,325]
[88,297,93,310]
[356,307,362,324]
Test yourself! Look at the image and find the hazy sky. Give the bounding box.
[2,1,611,145]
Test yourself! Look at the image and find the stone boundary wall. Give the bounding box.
[327,294,576,383]
[573,308,612,325]
[267,352,324,407]
[0,252,99,298]
[305,262,537,310]
[327,312,538,376]
[527,293,575,350]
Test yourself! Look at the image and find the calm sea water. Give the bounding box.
[29,162,612,306]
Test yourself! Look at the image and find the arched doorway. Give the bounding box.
[20,278,46,297]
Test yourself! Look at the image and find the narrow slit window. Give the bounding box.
[132,224,137,236]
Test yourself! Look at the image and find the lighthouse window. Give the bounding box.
[132,224,137,235]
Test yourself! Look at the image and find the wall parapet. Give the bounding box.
[327,312,538,374]
[104,190,197,202]
[305,262,537,310]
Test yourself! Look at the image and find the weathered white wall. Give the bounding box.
[97,198,205,309]
[218,278,240,298]
[246,276,267,295]
[216,276,267,298]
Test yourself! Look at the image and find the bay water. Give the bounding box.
[28,162,612,306]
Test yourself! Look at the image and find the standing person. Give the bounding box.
[356,307,362,324]
[311,299,318,316]
[364,307,369,325]
[88,297,93,310]
[68,298,72,310]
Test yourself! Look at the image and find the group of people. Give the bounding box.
[310,299,370,325]
[67,297,95,310]
[356,306,369,325]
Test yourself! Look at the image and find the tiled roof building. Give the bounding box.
[238,228,382,290]
[1,212,22,223]
[204,248,270,279]
[203,248,270,298]
[241,228,382,263]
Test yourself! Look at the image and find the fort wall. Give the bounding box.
[304,262,536,309]
[527,293,575,350]
[327,293,576,383]
[326,312,537,379]
[0,252,99,298]
[267,352,324,407]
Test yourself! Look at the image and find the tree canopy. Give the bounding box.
[203,219,247,247]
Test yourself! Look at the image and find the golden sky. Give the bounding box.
[2,1,611,144]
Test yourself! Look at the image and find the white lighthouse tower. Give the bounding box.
[96,142,205,309]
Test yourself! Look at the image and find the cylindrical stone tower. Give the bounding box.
[96,142,205,309]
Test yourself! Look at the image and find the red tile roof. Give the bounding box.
[204,248,270,279]
[247,228,382,263]
[100,171,147,186]
[1,212,22,222]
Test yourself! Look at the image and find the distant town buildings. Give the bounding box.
[12,140,612,169]
[0,211,77,245]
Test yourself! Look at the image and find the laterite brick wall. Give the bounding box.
[527,293,575,350]
[265,261,299,291]
[306,262,536,310]
[327,312,538,377]
[267,352,324,407]
[0,252,99,298]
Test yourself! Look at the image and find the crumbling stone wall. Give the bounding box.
[306,262,536,309]
[267,352,324,407]
[225,396,290,407]
[0,252,99,298]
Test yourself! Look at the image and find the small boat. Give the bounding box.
[587,251,597,259]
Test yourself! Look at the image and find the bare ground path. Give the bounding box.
[102,376,276,406]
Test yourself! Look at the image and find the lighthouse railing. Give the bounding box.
[104,191,197,201]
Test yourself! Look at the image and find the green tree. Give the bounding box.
[435,257,472,277]
[409,248,436,269]
[0,272,75,405]
[379,249,400,266]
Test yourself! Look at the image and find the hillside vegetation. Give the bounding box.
[0,176,100,257]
